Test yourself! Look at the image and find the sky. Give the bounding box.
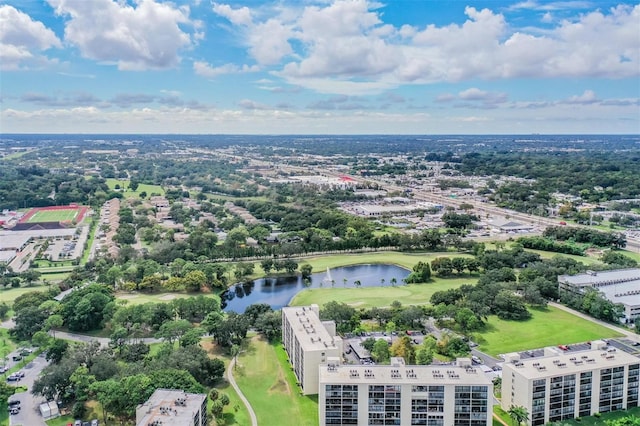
[0,0,639,134]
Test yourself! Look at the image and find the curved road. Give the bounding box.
[226,357,258,426]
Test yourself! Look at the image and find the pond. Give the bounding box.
[221,263,410,312]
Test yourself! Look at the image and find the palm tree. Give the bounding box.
[508,405,529,426]
[390,277,397,287]
[380,278,385,286]
[343,277,348,287]
[354,280,361,288]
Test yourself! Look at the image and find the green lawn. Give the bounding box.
[553,407,640,425]
[234,335,318,426]
[115,291,221,305]
[524,249,602,265]
[200,338,251,426]
[105,178,164,199]
[475,306,623,357]
[290,277,475,309]
[0,285,48,305]
[295,251,469,271]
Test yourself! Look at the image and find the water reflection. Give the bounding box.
[221,264,409,313]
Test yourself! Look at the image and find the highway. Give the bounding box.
[313,167,640,254]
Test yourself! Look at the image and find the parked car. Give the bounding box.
[6,374,19,382]
[9,407,19,415]
[11,355,22,361]
[91,420,99,426]
[8,400,20,407]
[472,356,483,364]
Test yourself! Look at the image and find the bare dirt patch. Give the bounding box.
[268,368,291,396]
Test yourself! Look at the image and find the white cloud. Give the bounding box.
[564,90,598,104]
[212,3,252,26]
[212,1,640,95]
[0,5,61,70]
[194,61,259,78]
[47,0,193,70]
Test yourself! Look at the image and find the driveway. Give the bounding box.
[8,352,50,426]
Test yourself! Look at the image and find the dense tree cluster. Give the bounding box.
[32,340,224,423]
[542,226,626,249]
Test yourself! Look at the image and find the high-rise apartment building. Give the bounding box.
[502,342,640,425]
[282,304,343,395]
[319,357,493,426]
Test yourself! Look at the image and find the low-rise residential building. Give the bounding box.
[282,305,343,395]
[135,389,207,426]
[319,357,493,426]
[501,342,640,425]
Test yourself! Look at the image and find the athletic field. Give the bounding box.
[19,205,86,224]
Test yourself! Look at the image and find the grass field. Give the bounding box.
[555,407,640,425]
[234,335,318,426]
[105,178,164,199]
[290,277,476,309]
[24,208,80,223]
[0,285,49,305]
[116,291,221,305]
[295,251,470,271]
[200,338,251,426]
[474,306,624,357]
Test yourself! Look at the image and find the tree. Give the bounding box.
[155,319,193,345]
[416,336,436,365]
[431,257,453,276]
[390,336,416,364]
[300,263,313,278]
[605,416,640,426]
[255,310,282,341]
[371,339,390,363]
[183,270,207,292]
[508,405,529,426]
[46,339,69,364]
[320,301,357,333]
[44,314,64,338]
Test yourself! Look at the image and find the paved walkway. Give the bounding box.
[548,302,638,339]
[226,357,258,426]
[492,412,510,426]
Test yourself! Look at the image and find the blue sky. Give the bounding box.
[1,0,639,134]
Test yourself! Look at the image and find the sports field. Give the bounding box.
[24,208,79,223]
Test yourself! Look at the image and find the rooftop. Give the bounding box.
[559,268,640,308]
[319,359,492,386]
[504,346,640,379]
[136,389,206,426]
[282,305,340,352]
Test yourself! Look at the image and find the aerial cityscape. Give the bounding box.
[1,1,640,426]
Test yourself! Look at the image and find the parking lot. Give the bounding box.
[6,350,50,426]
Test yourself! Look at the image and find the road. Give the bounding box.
[51,330,161,346]
[310,167,640,253]
[226,357,257,426]
[7,351,50,426]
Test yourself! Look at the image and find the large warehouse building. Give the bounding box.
[558,268,640,324]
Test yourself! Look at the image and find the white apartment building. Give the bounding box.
[135,389,207,426]
[319,357,493,426]
[502,342,640,425]
[558,268,640,324]
[282,304,343,395]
